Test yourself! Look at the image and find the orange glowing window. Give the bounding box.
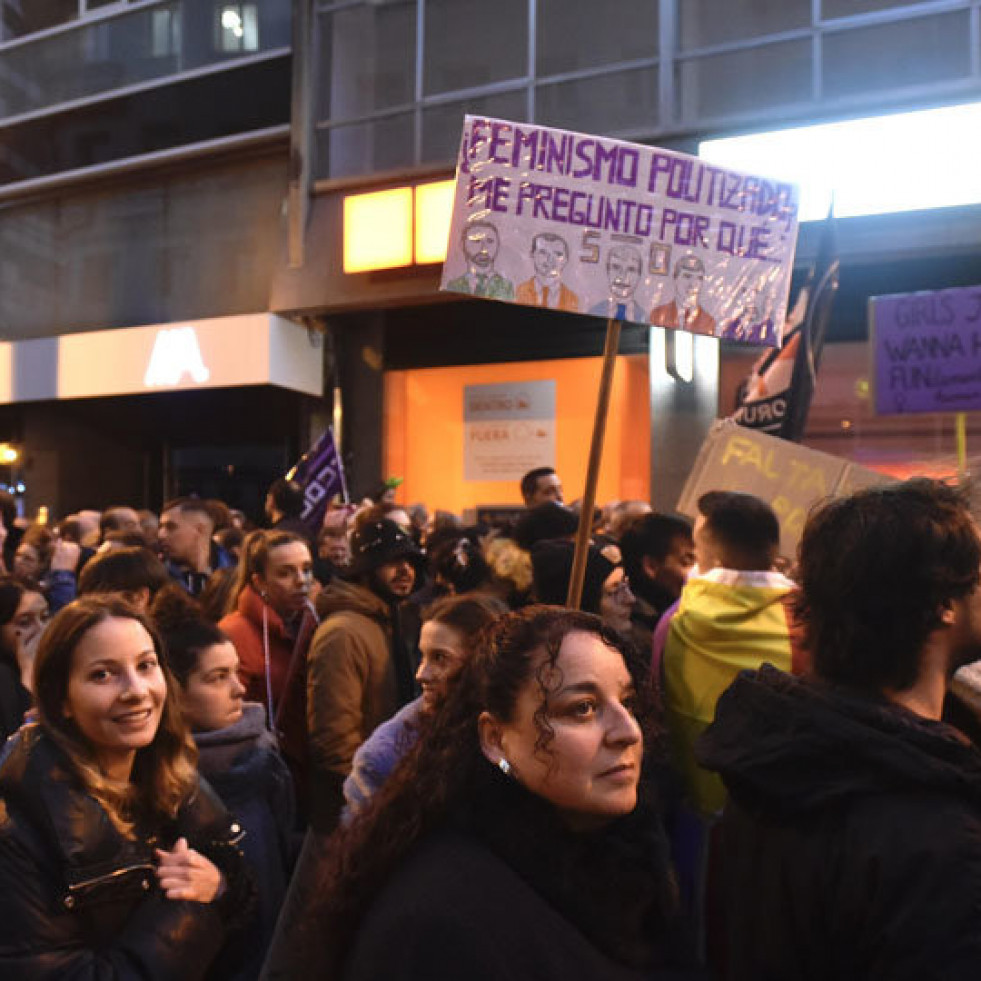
[343,187,413,273]
[414,180,455,264]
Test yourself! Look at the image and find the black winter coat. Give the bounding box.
[0,724,254,979]
[697,664,981,981]
[263,763,694,981]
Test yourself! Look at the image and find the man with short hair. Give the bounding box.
[516,232,580,311]
[698,479,981,980]
[306,518,424,831]
[620,512,695,655]
[265,477,315,547]
[588,244,645,323]
[657,491,801,816]
[158,496,233,596]
[650,254,716,335]
[445,220,514,300]
[519,466,563,508]
[99,505,142,544]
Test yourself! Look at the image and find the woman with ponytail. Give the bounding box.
[219,530,317,817]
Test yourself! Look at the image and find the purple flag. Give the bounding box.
[286,429,348,536]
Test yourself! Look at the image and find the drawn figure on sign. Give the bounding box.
[516,233,580,312]
[721,285,775,344]
[650,254,717,336]
[446,220,514,300]
[588,244,645,323]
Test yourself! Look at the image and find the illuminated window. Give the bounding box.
[343,187,413,274]
[414,180,455,265]
[699,101,981,221]
[215,3,258,54]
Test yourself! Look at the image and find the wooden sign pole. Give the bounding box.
[566,316,621,609]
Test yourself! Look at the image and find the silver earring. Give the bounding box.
[498,757,512,776]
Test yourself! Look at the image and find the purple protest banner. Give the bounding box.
[286,428,349,536]
[870,285,981,415]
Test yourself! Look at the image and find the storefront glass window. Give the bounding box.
[319,1,415,121]
[678,39,811,121]
[679,0,810,50]
[536,66,658,135]
[822,11,970,99]
[536,0,657,76]
[423,0,527,95]
[1,1,77,40]
[821,0,924,20]
[421,89,526,164]
[321,112,415,181]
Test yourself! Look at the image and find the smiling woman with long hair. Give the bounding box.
[0,596,252,978]
[263,605,687,981]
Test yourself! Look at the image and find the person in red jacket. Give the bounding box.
[220,530,318,816]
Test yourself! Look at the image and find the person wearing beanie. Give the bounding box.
[306,518,426,832]
[531,539,636,638]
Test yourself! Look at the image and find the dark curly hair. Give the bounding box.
[312,604,661,971]
[795,478,981,693]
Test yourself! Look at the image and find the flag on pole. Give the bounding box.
[733,206,839,441]
[286,428,348,536]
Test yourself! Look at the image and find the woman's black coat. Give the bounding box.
[0,724,253,979]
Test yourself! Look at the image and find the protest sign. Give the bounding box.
[870,285,981,415]
[464,380,555,480]
[286,428,348,535]
[440,116,800,347]
[677,421,890,557]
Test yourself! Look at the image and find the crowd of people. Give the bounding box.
[0,466,980,978]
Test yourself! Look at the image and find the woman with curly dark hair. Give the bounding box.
[0,596,253,977]
[263,605,686,980]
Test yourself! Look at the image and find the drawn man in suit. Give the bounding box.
[650,254,716,335]
[446,220,514,300]
[588,244,645,323]
[721,285,775,344]
[516,232,580,311]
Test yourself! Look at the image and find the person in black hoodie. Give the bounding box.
[0,596,253,978]
[155,590,294,981]
[262,605,691,981]
[697,478,981,981]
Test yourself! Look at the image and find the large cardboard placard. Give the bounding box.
[870,285,981,415]
[677,422,891,557]
[440,116,800,347]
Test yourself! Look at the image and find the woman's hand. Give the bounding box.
[155,837,223,903]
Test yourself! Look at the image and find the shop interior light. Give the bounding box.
[699,101,981,221]
[343,187,414,273]
[414,180,455,264]
[0,443,18,464]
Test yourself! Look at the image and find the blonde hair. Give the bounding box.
[33,597,198,837]
[484,536,533,593]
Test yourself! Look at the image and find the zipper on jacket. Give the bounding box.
[63,861,155,909]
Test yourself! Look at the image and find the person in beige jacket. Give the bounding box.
[306,519,424,832]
